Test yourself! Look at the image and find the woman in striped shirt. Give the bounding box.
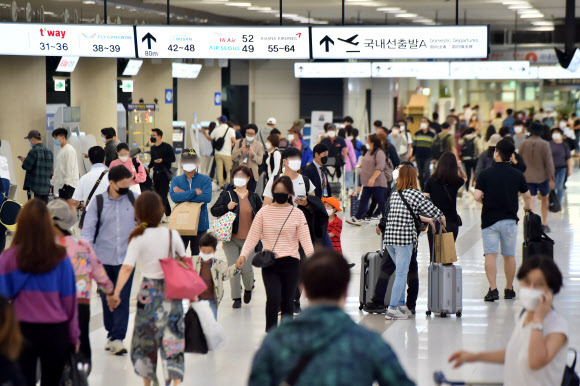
[237,176,314,331]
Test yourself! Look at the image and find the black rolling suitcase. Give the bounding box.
[523,211,554,260]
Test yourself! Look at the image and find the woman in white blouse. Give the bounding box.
[449,256,569,386]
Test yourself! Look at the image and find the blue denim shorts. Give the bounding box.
[527,179,550,197]
[482,219,518,256]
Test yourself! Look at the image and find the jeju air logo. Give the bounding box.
[39,28,66,38]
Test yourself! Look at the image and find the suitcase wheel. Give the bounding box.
[359,303,364,311]
[456,311,462,317]
[426,310,431,316]
[441,313,447,318]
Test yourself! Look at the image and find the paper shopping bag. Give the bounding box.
[169,202,203,236]
[434,231,458,264]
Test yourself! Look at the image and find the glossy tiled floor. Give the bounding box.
[87,169,580,386]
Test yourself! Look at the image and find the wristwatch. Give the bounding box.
[530,323,544,332]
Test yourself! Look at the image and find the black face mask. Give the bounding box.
[150,137,157,143]
[273,193,289,205]
[320,156,328,165]
[116,187,130,195]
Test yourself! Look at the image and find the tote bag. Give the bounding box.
[159,230,207,300]
[211,192,237,242]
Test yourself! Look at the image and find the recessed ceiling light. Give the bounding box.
[532,20,554,25]
[502,1,529,4]
[258,9,278,13]
[530,26,554,31]
[520,13,544,18]
[394,13,417,18]
[248,6,270,10]
[225,2,251,6]
[377,7,401,12]
[518,9,541,13]
[508,4,532,9]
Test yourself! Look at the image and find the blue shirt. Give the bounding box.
[80,189,137,266]
[503,116,515,135]
[170,172,212,232]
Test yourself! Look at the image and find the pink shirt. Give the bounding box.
[109,158,147,185]
[344,138,357,172]
[59,236,114,304]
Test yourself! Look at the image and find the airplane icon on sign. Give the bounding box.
[338,34,359,45]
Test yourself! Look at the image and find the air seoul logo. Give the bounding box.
[39,28,66,38]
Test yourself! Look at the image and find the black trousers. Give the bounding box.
[181,230,207,256]
[462,159,477,189]
[58,184,75,200]
[262,256,300,331]
[371,249,419,309]
[78,303,91,369]
[26,190,48,203]
[19,322,69,386]
[153,171,171,216]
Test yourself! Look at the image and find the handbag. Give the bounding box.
[191,300,226,351]
[252,207,294,268]
[443,184,462,226]
[562,348,580,386]
[211,191,237,242]
[59,352,89,386]
[159,229,207,300]
[184,307,209,354]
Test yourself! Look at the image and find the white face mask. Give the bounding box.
[559,121,567,129]
[346,136,353,140]
[552,133,562,141]
[420,122,428,130]
[392,169,400,181]
[326,208,334,216]
[246,136,255,142]
[519,287,545,311]
[391,129,400,136]
[118,155,129,163]
[182,163,197,172]
[399,125,405,130]
[514,126,523,134]
[233,177,248,187]
[287,134,295,142]
[266,141,272,149]
[288,159,302,171]
[101,137,106,143]
[199,252,214,261]
[328,131,336,138]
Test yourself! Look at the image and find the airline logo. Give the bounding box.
[39,27,66,38]
[81,33,96,39]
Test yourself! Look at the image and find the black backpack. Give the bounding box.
[524,211,545,243]
[461,138,476,160]
[432,133,451,161]
[212,127,231,152]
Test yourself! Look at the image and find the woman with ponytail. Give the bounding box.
[108,191,188,386]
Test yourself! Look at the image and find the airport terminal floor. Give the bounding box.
[82,170,580,386]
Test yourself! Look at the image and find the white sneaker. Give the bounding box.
[109,340,128,355]
[398,305,414,317]
[104,338,113,351]
[385,307,409,320]
[346,217,362,226]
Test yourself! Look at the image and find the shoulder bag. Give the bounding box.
[211,191,237,242]
[79,170,107,229]
[252,207,294,268]
[212,127,230,152]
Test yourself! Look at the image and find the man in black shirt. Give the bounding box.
[149,128,176,216]
[474,139,532,302]
[101,128,118,167]
[320,124,347,178]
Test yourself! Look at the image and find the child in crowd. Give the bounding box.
[194,233,242,319]
[323,197,343,253]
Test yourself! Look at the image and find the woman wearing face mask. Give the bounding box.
[449,256,568,386]
[108,191,190,386]
[210,166,263,309]
[236,176,314,331]
[513,120,527,150]
[287,125,313,168]
[231,124,264,193]
[549,128,572,203]
[109,143,147,194]
[264,134,282,182]
[389,125,410,160]
[350,128,364,161]
[396,120,414,161]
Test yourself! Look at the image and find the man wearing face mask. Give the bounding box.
[320,124,348,177]
[50,128,79,200]
[81,165,137,355]
[412,117,435,190]
[20,130,53,203]
[513,120,527,150]
[302,144,331,199]
[232,124,264,193]
[263,147,315,206]
[170,149,212,256]
[149,128,176,217]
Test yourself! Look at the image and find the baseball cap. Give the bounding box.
[486,134,502,148]
[24,130,41,140]
[267,117,277,125]
[181,148,198,161]
[218,115,228,123]
[47,200,77,230]
[322,197,342,212]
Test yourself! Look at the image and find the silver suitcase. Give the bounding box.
[427,227,463,317]
[359,251,382,310]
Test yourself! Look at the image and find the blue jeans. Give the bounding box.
[206,299,218,319]
[416,157,431,190]
[482,219,518,256]
[100,264,134,341]
[384,244,414,309]
[554,167,567,202]
[355,186,386,219]
[345,170,355,190]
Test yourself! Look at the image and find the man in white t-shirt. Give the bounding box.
[70,146,109,208]
[210,115,236,188]
[263,146,315,207]
[51,128,80,200]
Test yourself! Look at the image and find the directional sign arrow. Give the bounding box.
[376,66,381,72]
[299,66,303,73]
[320,35,334,53]
[56,82,64,88]
[142,32,156,50]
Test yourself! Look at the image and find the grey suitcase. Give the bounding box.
[359,251,395,311]
[427,227,463,317]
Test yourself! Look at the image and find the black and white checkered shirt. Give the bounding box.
[383,188,443,247]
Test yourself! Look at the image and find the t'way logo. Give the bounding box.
[39,28,66,38]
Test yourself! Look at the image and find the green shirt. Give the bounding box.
[22,143,53,195]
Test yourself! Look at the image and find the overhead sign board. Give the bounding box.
[449,61,531,79]
[294,62,372,78]
[311,26,488,59]
[0,23,135,57]
[135,26,310,59]
[372,61,449,78]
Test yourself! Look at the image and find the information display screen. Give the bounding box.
[0,23,135,57]
[135,26,310,59]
